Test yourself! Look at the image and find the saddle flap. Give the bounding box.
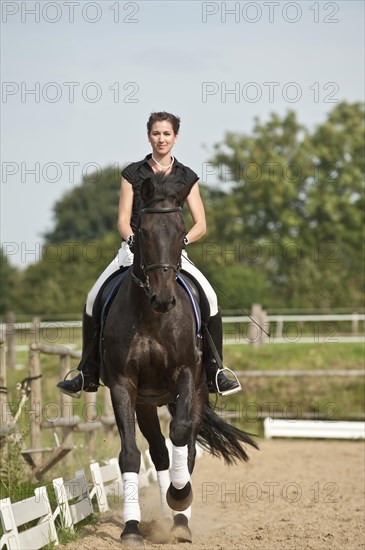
[93,267,131,323]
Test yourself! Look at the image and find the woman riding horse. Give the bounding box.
[57,111,240,397]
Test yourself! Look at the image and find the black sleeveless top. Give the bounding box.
[121,154,199,233]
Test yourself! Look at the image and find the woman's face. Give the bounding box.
[148,120,177,157]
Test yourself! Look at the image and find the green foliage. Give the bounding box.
[0,247,21,315]
[0,436,32,501]
[1,102,364,315]
[44,165,121,243]
[207,102,364,309]
[17,232,121,316]
[222,342,365,434]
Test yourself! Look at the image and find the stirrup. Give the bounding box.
[61,368,85,399]
[215,367,242,397]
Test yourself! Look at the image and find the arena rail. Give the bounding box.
[264,418,365,440]
[1,308,364,360]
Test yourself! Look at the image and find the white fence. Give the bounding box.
[2,312,364,352]
[264,418,365,440]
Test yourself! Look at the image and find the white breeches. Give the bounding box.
[86,242,218,317]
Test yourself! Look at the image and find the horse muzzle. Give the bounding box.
[150,293,177,313]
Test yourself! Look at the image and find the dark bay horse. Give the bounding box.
[101,173,257,546]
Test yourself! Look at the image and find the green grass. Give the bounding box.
[219,342,365,436]
[223,341,365,371]
[3,340,364,477]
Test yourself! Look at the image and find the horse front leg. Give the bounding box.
[110,382,143,548]
[167,368,195,513]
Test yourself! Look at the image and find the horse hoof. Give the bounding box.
[120,533,145,548]
[166,482,193,512]
[121,521,144,548]
[170,514,192,543]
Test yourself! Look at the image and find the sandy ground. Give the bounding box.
[59,440,365,550]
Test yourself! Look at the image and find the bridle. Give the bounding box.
[131,206,183,295]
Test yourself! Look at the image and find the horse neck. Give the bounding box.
[132,240,144,279]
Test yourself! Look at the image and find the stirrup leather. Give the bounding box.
[215,367,242,396]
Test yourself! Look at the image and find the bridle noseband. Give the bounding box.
[132,206,183,295]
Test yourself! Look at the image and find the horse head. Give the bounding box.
[135,172,193,313]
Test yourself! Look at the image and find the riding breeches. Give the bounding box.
[85,242,218,317]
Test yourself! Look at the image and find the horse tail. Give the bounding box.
[196,401,259,464]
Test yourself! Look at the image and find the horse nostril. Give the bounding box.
[164,296,176,312]
[150,294,176,313]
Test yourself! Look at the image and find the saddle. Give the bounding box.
[92,267,210,335]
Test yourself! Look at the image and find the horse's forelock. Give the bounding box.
[141,172,185,206]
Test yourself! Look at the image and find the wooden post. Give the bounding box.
[30,317,40,344]
[60,354,73,466]
[0,338,14,428]
[276,318,283,339]
[247,304,262,348]
[28,345,42,467]
[260,309,269,346]
[352,312,359,336]
[5,311,16,369]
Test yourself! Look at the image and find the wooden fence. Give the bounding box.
[0,326,172,481]
[0,333,117,481]
[0,308,364,480]
[29,342,116,465]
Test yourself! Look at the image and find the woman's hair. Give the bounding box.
[147,111,180,135]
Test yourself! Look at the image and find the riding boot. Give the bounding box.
[205,310,241,395]
[57,306,100,397]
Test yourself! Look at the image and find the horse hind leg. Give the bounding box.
[170,513,193,543]
[167,371,195,513]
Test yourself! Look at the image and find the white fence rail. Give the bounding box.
[1,313,364,359]
[264,418,365,440]
[1,313,364,332]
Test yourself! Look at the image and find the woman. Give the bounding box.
[57,112,240,397]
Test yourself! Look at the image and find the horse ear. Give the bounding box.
[176,182,195,204]
[140,177,155,203]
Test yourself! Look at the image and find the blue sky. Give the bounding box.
[1,0,364,267]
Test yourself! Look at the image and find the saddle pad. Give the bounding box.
[176,275,202,334]
[99,267,131,331]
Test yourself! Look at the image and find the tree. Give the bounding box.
[207,102,364,308]
[44,165,121,243]
[0,248,21,316]
[7,102,363,316]
[18,233,121,316]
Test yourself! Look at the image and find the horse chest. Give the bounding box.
[128,333,177,366]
